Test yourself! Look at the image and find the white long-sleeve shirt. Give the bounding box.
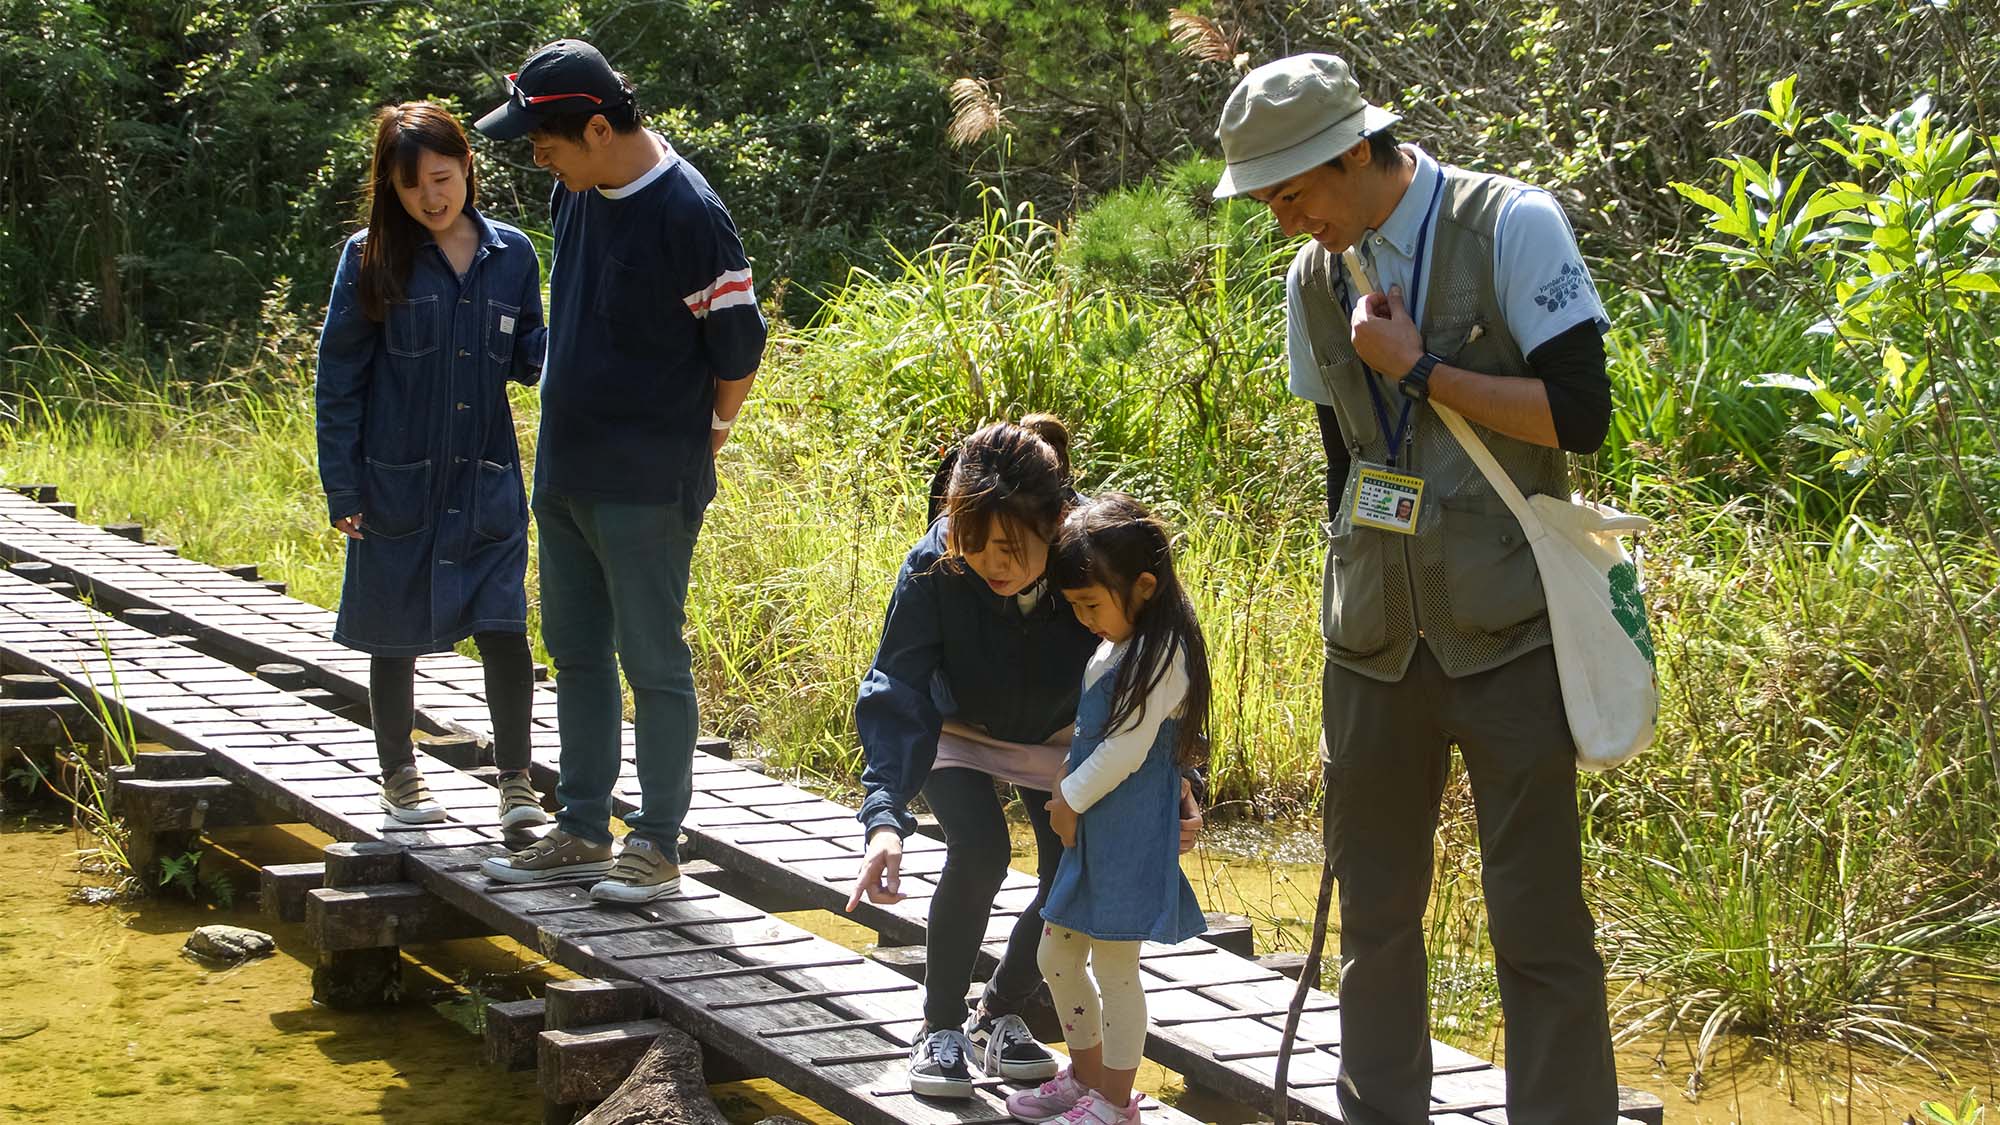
[1060,639,1189,813]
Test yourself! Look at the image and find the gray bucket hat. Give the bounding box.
[1212,53,1400,198]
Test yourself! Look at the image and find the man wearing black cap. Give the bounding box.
[475,40,766,904]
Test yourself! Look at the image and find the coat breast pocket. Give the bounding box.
[593,256,655,324]
[386,295,439,359]
[486,300,520,367]
[1442,500,1546,633]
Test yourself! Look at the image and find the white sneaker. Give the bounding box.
[496,771,549,829]
[587,836,682,903]
[379,764,446,824]
[479,827,614,883]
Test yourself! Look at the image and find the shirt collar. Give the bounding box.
[597,133,680,199]
[415,207,505,256]
[468,207,506,251]
[1363,145,1441,258]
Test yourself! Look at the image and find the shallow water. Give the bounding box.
[0,813,831,1125]
[6,792,1993,1125]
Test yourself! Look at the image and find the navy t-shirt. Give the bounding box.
[539,138,767,504]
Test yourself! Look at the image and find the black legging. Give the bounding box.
[369,631,533,774]
[920,766,1064,1031]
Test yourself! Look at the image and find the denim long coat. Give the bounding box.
[1040,660,1206,944]
[314,210,545,656]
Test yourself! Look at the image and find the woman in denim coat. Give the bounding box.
[315,102,548,827]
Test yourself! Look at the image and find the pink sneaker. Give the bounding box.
[1057,1091,1141,1125]
[1005,1065,1087,1122]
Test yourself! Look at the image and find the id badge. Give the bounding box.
[1344,461,1425,535]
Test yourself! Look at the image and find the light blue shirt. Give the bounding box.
[1283,146,1610,406]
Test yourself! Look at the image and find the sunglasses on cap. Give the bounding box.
[506,73,626,111]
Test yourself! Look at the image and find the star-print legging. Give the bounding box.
[1037,922,1146,1070]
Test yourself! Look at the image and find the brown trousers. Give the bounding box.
[1322,643,1617,1125]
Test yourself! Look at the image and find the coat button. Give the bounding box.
[447,508,460,515]
[457,348,470,357]
[455,402,469,410]
[454,456,467,464]
[460,297,470,304]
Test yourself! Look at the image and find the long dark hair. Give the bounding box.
[939,415,1073,566]
[1051,493,1211,768]
[357,102,477,321]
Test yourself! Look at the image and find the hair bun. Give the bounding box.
[1019,413,1071,482]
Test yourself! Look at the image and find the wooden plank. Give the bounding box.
[0,573,1201,1125]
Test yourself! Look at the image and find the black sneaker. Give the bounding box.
[908,1027,976,1098]
[965,1008,1059,1081]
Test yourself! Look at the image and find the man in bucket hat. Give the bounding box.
[1214,54,1619,1125]
[475,39,766,904]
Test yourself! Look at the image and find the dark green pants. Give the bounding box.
[1322,643,1616,1125]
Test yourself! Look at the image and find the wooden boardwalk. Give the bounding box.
[0,564,1209,1125]
[0,486,1656,1125]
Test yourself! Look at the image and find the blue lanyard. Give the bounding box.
[1349,175,1445,468]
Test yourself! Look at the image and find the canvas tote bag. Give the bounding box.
[1337,246,1657,769]
[1433,403,1659,769]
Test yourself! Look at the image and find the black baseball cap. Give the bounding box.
[474,39,631,140]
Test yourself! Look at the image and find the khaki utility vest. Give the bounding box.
[1295,164,1569,682]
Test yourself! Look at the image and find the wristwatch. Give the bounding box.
[1399,353,1443,402]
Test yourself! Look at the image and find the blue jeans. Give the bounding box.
[533,489,705,859]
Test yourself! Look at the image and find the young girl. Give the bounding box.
[1008,493,1210,1125]
[314,103,548,827]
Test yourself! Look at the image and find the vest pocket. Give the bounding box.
[1426,314,1482,360]
[361,458,432,540]
[386,295,439,358]
[1321,524,1387,655]
[1442,500,1546,633]
[471,459,524,542]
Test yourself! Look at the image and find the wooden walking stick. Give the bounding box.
[1278,249,1384,1124]
[1272,845,1336,1125]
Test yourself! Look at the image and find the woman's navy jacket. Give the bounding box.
[855,519,1099,839]
[314,210,545,656]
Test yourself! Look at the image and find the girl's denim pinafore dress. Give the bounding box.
[1040,654,1206,944]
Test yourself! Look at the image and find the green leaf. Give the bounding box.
[1801,189,1875,222]
[1672,182,1739,223]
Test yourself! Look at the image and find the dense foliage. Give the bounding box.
[0,0,952,338]
[5,0,1993,347]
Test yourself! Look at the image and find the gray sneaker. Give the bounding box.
[908,1027,976,1098]
[380,764,447,824]
[497,772,549,829]
[480,827,613,884]
[588,836,682,903]
[965,1008,1057,1081]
